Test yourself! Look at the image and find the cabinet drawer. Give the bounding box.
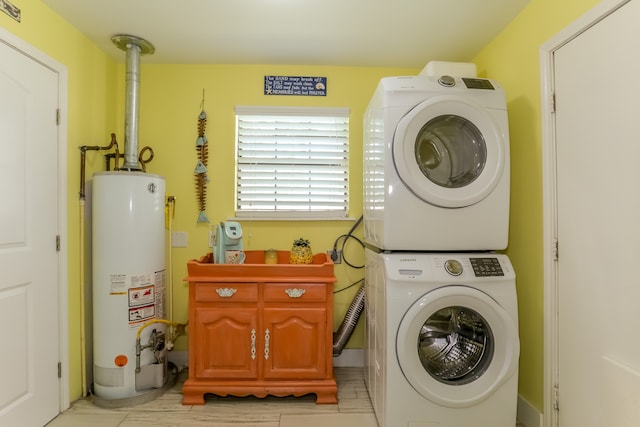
[264,283,326,303]
[194,283,258,303]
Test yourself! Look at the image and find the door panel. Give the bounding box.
[554,1,640,425]
[0,38,60,426]
[263,307,326,379]
[193,307,258,379]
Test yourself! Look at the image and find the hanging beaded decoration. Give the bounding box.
[194,91,209,223]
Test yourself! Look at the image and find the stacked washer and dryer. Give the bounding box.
[363,65,520,427]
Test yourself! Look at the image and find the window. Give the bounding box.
[235,106,349,219]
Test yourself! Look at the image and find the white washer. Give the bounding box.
[364,249,519,427]
[363,75,511,251]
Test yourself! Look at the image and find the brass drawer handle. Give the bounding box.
[285,288,306,298]
[216,288,237,298]
[264,329,270,360]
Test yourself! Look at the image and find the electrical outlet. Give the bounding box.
[327,250,342,264]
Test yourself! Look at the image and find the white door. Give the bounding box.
[0,37,62,426]
[554,1,640,426]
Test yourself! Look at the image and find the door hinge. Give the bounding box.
[553,383,560,411]
[58,362,62,378]
[56,235,61,252]
[1,0,21,22]
[553,238,559,261]
[56,109,61,125]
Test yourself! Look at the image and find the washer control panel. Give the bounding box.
[469,257,504,277]
[441,257,505,277]
[384,252,513,281]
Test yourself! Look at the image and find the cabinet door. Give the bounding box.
[262,307,327,379]
[193,307,259,379]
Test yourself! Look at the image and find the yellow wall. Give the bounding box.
[472,0,599,411]
[1,0,118,401]
[3,0,606,411]
[127,63,417,352]
[2,0,416,403]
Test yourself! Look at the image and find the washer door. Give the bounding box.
[396,286,519,408]
[392,95,506,208]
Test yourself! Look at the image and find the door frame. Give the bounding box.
[0,27,69,410]
[540,1,630,426]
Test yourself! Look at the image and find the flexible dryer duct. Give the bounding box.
[333,284,365,357]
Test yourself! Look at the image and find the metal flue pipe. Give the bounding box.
[111,34,155,171]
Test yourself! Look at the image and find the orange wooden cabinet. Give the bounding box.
[182,251,338,405]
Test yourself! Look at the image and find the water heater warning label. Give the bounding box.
[108,270,166,327]
[109,274,127,294]
[128,284,156,326]
[129,285,154,306]
[109,272,154,294]
[129,304,155,322]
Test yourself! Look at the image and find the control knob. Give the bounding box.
[438,75,456,87]
[444,259,463,276]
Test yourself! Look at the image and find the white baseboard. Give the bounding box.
[168,350,188,370]
[517,395,543,427]
[333,349,365,367]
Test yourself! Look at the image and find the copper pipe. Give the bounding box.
[79,133,120,200]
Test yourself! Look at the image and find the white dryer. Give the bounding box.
[363,75,510,251]
[364,249,519,427]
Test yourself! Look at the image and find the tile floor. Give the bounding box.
[47,367,526,427]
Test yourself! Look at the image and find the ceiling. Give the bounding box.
[42,0,530,68]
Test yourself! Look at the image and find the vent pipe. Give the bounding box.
[111,34,155,171]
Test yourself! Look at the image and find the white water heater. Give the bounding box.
[92,171,166,400]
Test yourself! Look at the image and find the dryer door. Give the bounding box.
[396,285,519,408]
[392,95,507,208]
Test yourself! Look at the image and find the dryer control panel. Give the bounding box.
[462,77,495,90]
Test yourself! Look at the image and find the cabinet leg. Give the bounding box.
[315,391,338,404]
[182,391,205,405]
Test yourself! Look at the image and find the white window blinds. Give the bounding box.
[235,106,350,219]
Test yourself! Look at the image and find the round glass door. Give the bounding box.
[415,115,487,189]
[396,286,519,408]
[418,306,493,385]
[393,96,507,208]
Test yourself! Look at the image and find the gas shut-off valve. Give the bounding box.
[135,329,166,373]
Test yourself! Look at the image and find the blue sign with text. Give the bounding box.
[264,76,327,96]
